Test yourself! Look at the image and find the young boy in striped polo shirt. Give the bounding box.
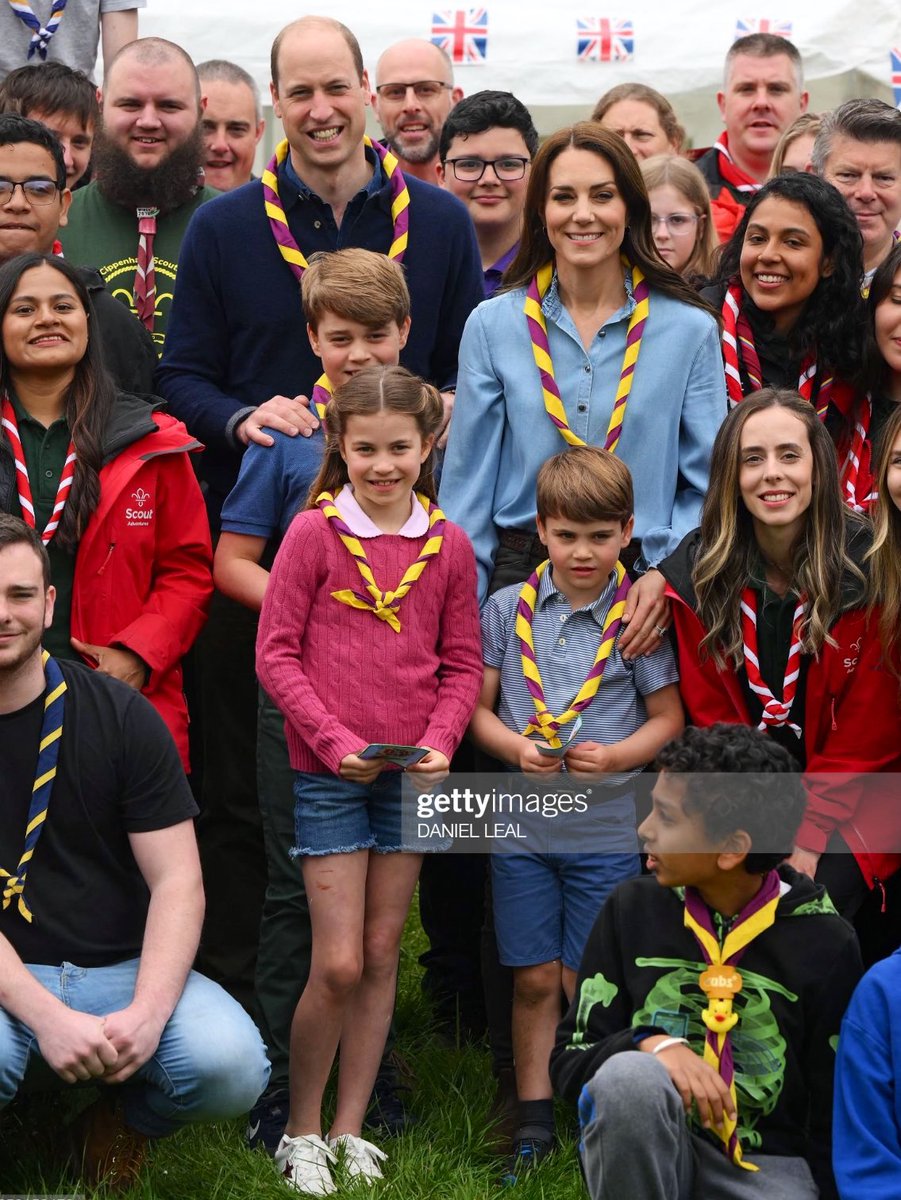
[470,446,684,1178]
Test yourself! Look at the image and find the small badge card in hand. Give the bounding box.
[535,715,583,758]
[360,743,430,767]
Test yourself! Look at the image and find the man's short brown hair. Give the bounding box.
[270,16,364,89]
[536,447,633,526]
[302,249,411,331]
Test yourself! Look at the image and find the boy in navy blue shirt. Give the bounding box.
[470,446,684,1178]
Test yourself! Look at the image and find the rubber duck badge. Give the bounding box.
[699,966,742,1034]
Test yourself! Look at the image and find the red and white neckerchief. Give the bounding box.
[713,134,763,196]
[0,395,75,543]
[740,585,806,738]
[722,283,872,509]
[133,207,159,332]
[838,395,872,513]
[721,283,833,413]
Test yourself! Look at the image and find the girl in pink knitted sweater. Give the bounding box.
[256,365,482,1194]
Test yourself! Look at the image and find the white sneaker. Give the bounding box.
[329,1132,388,1182]
[275,1133,337,1196]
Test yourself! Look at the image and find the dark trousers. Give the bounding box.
[194,590,267,1012]
[817,832,901,968]
[255,690,312,1090]
[256,691,396,1091]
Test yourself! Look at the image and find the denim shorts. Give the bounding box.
[292,770,448,857]
[491,793,640,970]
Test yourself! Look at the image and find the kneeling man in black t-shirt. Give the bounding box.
[0,515,269,1189]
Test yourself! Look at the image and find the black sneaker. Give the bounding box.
[365,1062,417,1136]
[246,1087,289,1156]
[501,1133,554,1185]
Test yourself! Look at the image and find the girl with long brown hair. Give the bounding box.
[256,365,482,1194]
[660,388,901,927]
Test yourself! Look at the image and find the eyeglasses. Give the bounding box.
[0,178,59,205]
[444,156,530,182]
[650,212,700,235]
[375,80,452,102]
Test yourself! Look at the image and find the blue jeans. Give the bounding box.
[0,960,271,1137]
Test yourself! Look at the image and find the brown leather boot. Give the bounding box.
[72,1095,150,1193]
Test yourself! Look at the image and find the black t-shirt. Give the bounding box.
[0,659,198,967]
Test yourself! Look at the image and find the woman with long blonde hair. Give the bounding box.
[659,388,901,928]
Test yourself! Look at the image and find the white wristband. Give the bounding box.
[651,1036,690,1055]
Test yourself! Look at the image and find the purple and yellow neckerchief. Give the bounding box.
[524,257,649,453]
[311,374,332,421]
[261,136,410,285]
[683,869,782,1170]
[0,652,66,922]
[6,0,66,59]
[315,490,444,632]
[515,558,630,747]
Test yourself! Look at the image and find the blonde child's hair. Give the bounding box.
[302,248,411,331]
[640,154,719,280]
[307,365,443,505]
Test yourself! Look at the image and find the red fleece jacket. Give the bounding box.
[667,588,901,887]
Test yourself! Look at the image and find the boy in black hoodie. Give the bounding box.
[550,724,860,1200]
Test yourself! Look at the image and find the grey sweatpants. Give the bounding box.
[579,1052,819,1200]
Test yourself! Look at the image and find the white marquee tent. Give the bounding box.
[138,0,901,154]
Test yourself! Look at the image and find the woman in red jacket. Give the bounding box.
[0,253,212,768]
[659,387,901,925]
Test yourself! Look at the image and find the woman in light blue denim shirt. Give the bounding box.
[440,123,728,656]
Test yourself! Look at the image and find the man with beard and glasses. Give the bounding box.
[373,39,462,185]
[58,37,218,352]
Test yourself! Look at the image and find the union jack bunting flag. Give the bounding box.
[735,18,793,39]
[431,10,488,63]
[892,49,901,108]
[577,18,634,62]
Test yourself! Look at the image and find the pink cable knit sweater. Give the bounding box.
[256,508,483,774]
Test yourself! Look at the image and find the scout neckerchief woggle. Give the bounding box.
[516,559,630,747]
[525,256,649,453]
[740,586,806,737]
[316,491,444,632]
[0,652,66,922]
[7,0,66,59]
[721,283,870,509]
[262,136,410,282]
[683,869,782,1170]
[1,395,75,542]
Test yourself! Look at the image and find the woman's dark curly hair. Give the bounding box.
[858,238,901,396]
[712,172,867,380]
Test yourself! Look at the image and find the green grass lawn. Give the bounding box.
[0,899,585,1198]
